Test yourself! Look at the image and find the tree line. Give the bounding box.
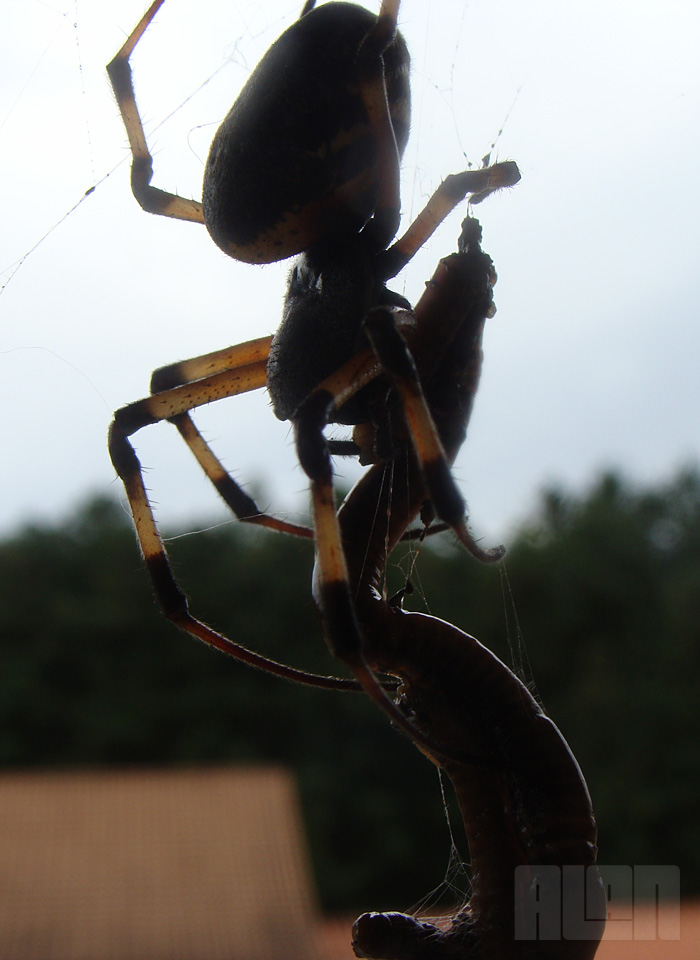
[1,467,698,911]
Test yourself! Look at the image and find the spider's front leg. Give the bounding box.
[381,160,521,280]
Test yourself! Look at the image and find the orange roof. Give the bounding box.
[0,766,323,960]
[595,899,699,960]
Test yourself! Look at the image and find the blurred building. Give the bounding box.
[0,766,324,960]
[594,899,698,960]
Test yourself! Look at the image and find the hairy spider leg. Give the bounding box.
[124,336,312,536]
[108,338,364,691]
[107,0,205,223]
[382,160,521,279]
[149,334,272,391]
[145,336,315,535]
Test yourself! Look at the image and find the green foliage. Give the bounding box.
[504,469,700,891]
[1,468,699,908]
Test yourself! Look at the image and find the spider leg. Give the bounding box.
[381,160,521,279]
[171,412,315,538]
[107,0,205,224]
[137,336,313,537]
[109,414,357,690]
[109,339,374,690]
[295,393,478,761]
[149,335,272,392]
[293,304,500,561]
[363,307,503,563]
[294,328,499,752]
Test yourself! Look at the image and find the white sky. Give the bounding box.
[1,0,699,543]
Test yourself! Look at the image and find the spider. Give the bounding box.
[106,0,520,750]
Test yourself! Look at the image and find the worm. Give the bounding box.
[327,220,606,960]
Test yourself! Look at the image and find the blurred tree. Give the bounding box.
[0,467,698,907]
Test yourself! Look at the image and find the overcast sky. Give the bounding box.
[2,0,698,545]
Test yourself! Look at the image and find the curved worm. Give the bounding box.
[330,221,606,960]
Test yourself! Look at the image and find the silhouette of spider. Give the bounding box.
[107,0,520,747]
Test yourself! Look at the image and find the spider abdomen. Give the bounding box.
[202,2,410,265]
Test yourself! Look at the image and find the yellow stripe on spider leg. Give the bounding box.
[151,335,273,392]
